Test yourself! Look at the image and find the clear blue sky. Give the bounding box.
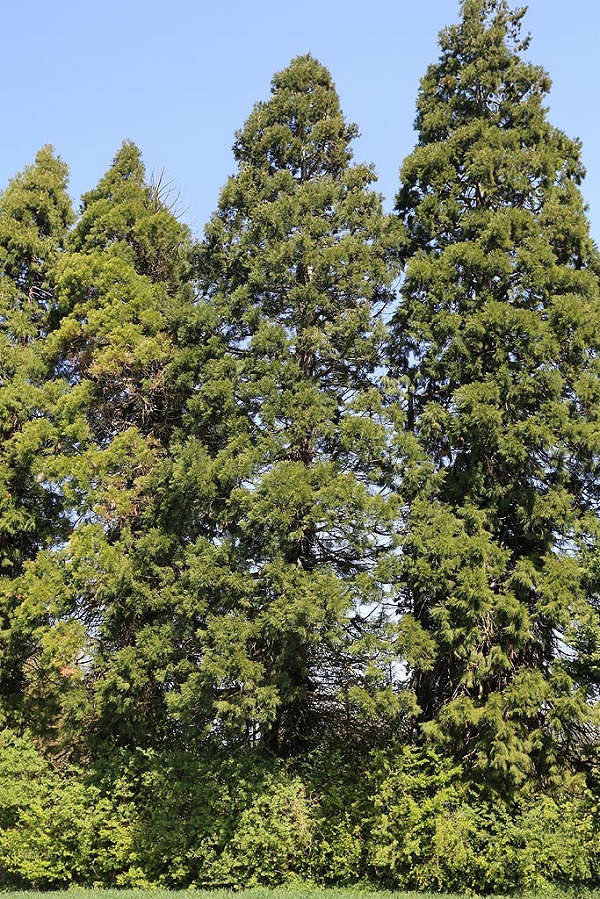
[3,1,599,241]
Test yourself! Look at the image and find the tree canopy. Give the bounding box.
[390,0,600,790]
[0,1,599,889]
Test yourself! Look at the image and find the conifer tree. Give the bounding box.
[4,143,195,748]
[391,0,600,790]
[0,147,74,728]
[53,139,192,446]
[165,55,399,754]
[0,146,73,578]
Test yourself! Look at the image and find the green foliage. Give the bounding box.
[157,53,400,754]
[390,0,600,790]
[46,746,319,888]
[51,139,193,446]
[366,745,600,892]
[0,730,136,888]
[210,775,317,886]
[0,5,600,892]
[0,147,75,732]
[0,145,73,581]
[1,733,599,892]
[0,142,197,752]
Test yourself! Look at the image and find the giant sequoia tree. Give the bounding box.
[0,148,74,729]
[391,0,600,789]
[164,54,399,754]
[0,147,73,580]
[3,143,195,749]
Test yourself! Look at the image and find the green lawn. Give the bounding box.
[2,889,600,899]
[0,891,470,899]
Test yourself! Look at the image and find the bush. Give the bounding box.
[364,744,600,893]
[0,731,598,891]
[0,729,135,887]
[88,747,318,887]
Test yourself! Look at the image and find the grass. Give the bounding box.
[0,892,467,899]
[0,892,418,899]
[2,889,600,899]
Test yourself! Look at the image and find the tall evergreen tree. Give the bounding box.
[0,147,74,728]
[53,139,192,447]
[391,0,600,790]
[0,146,73,578]
[4,143,195,749]
[164,54,399,754]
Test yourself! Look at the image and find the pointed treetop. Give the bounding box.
[78,140,147,210]
[417,0,549,140]
[232,54,357,178]
[68,140,149,254]
[67,140,190,288]
[452,0,530,52]
[0,145,73,284]
[391,0,600,793]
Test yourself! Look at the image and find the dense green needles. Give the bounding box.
[390,0,600,792]
[0,0,599,891]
